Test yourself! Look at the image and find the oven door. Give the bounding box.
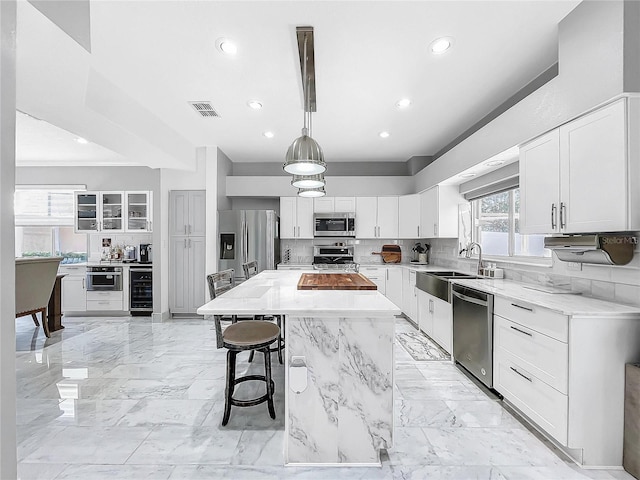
[86,270,123,291]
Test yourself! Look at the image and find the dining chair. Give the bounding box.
[241,261,285,364]
[207,268,279,426]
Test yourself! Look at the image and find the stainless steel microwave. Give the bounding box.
[313,213,356,237]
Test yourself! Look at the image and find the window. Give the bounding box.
[14,188,88,263]
[471,188,549,258]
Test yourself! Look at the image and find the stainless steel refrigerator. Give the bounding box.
[219,210,280,283]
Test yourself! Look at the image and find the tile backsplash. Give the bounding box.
[428,236,640,307]
[88,233,152,261]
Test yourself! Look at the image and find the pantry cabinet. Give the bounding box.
[520,98,639,234]
[419,186,462,238]
[355,197,399,239]
[280,197,314,239]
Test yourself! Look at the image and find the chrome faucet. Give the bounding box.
[459,242,484,275]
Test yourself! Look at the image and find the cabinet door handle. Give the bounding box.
[510,325,533,337]
[189,224,192,234]
[184,225,187,235]
[386,269,389,280]
[560,202,566,229]
[510,303,533,312]
[297,226,300,237]
[188,238,191,248]
[429,299,434,313]
[551,203,557,229]
[184,239,187,248]
[417,225,420,237]
[510,366,532,383]
[82,278,85,290]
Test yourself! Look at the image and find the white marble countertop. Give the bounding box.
[452,278,640,317]
[197,270,401,318]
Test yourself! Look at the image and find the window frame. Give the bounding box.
[470,187,551,265]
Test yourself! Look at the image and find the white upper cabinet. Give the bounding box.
[419,186,462,238]
[280,197,314,239]
[126,191,153,232]
[355,197,398,239]
[313,197,356,213]
[398,194,421,239]
[521,98,638,234]
[520,130,561,233]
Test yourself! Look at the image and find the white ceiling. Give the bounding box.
[15,0,580,170]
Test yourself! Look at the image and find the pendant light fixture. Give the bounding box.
[298,186,326,198]
[291,173,325,189]
[284,27,326,178]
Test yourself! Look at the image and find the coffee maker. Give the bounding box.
[139,244,152,264]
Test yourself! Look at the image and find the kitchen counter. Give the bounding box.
[452,278,640,316]
[197,270,398,465]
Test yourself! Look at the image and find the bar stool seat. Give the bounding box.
[221,320,280,426]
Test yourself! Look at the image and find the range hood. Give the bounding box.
[544,234,637,266]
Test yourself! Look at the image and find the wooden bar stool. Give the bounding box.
[242,261,285,364]
[220,320,279,426]
[207,269,280,425]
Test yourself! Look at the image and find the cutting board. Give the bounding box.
[372,244,402,263]
[297,273,377,290]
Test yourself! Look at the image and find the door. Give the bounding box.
[420,187,438,238]
[377,197,399,239]
[356,197,377,238]
[189,237,207,311]
[75,192,99,232]
[189,191,207,236]
[100,192,124,232]
[520,129,561,234]
[218,210,243,283]
[334,197,356,212]
[296,197,314,239]
[170,191,190,236]
[432,297,452,354]
[62,275,86,312]
[280,197,296,239]
[417,290,433,336]
[170,238,190,312]
[385,267,402,308]
[314,197,335,213]
[399,194,420,239]
[126,191,152,232]
[560,99,627,233]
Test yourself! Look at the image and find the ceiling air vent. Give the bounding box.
[188,101,220,118]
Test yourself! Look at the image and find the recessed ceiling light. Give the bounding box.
[379,131,390,138]
[263,131,274,139]
[429,36,453,55]
[485,160,505,167]
[216,37,237,55]
[459,172,476,178]
[396,98,411,108]
[248,100,263,110]
[75,137,88,144]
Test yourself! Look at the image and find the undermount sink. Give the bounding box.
[416,271,481,302]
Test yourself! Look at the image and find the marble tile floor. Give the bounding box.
[14,315,636,480]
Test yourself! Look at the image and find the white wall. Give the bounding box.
[415,0,635,193]
[0,1,17,476]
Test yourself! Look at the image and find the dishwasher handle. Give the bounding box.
[451,289,489,307]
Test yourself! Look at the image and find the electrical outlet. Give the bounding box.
[567,262,582,271]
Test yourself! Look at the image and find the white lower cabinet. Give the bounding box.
[360,266,386,295]
[401,268,418,322]
[86,290,123,311]
[385,267,402,308]
[417,289,452,353]
[61,273,86,312]
[417,290,433,337]
[492,294,640,467]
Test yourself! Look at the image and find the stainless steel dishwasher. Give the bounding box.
[452,284,494,389]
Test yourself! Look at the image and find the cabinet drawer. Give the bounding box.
[494,351,568,445]
[86,300,123,311]
[494,296,568,342]
[86,291,123,301]
[495,315,568,394]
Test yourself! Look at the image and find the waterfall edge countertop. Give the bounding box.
[197,269,401,317]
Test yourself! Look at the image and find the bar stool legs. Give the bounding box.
[222,345,276,426]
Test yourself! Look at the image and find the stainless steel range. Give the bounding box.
[313,245,354,265]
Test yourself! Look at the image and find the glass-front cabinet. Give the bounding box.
[75,191,152,233]
[76,193,99,232]
[100,192,124,232]
[126,191,153,232]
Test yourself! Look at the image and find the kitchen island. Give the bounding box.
[197,269,401,466]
